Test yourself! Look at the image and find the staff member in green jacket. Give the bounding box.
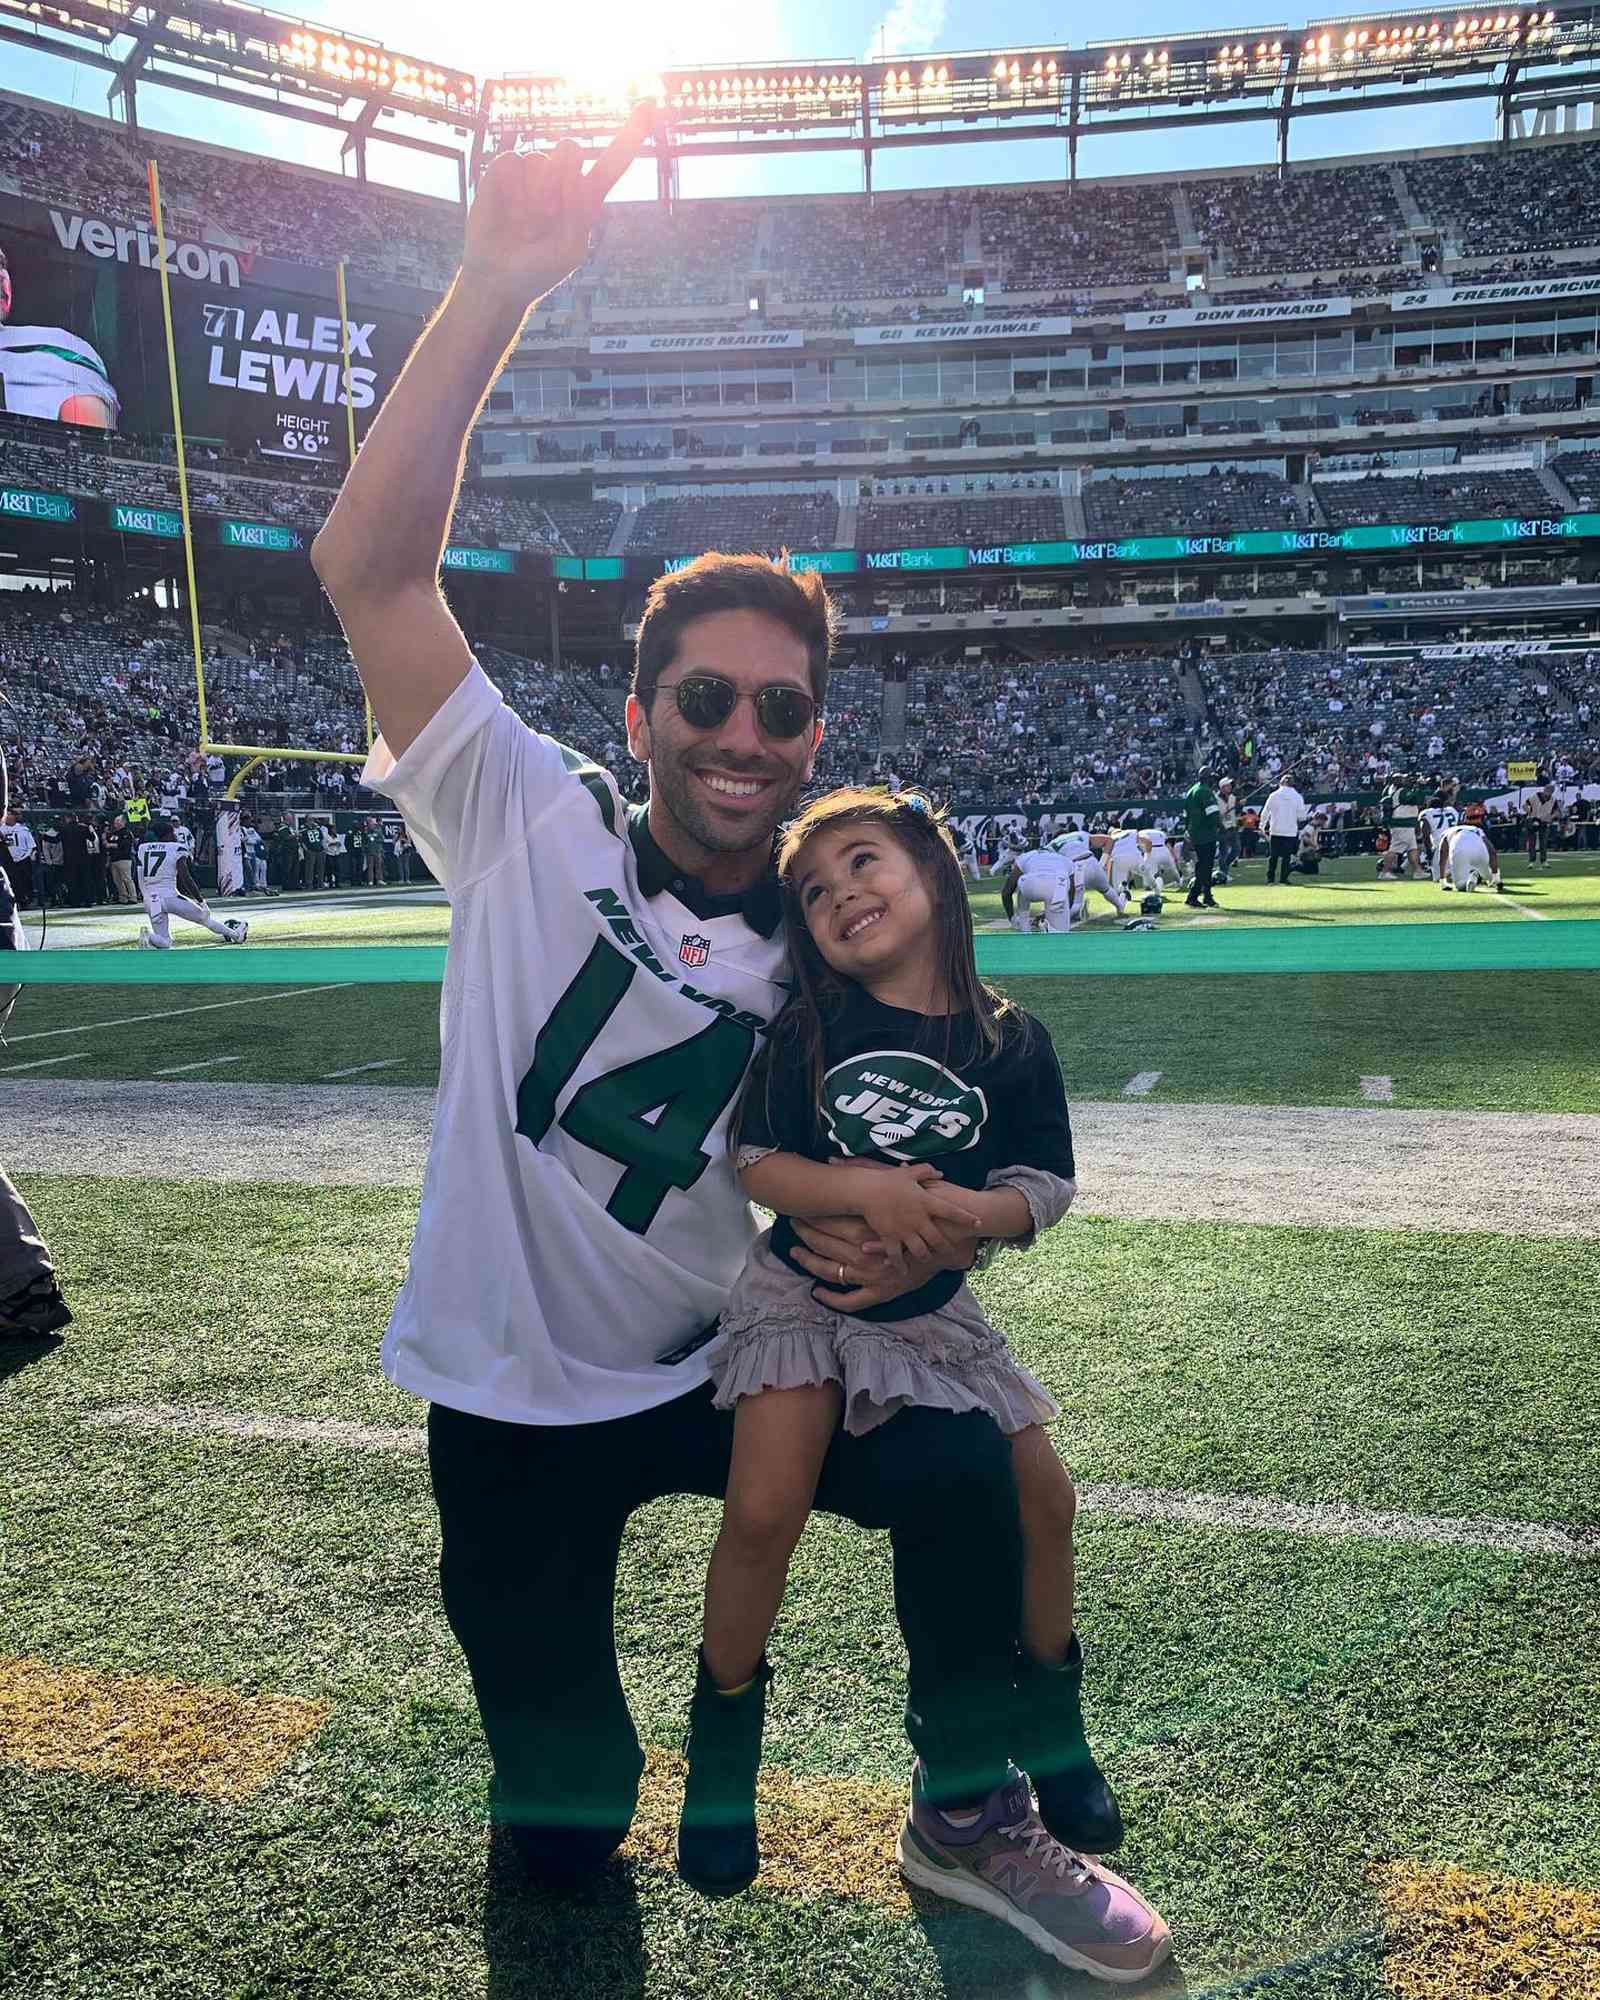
[1183,768,1222,909]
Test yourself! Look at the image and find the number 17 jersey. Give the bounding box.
[363,663,789,1427]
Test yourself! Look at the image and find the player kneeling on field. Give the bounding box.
[1436,824,1505,894]
[135,819,250,949]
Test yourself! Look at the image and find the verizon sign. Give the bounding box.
[49,207,242,288]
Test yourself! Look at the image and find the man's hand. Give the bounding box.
[460,103,657,313]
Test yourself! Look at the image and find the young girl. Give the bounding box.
[678,787,1121,1901]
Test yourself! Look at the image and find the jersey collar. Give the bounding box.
[626,804,783,940]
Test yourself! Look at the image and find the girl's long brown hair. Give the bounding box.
[740,787,1015,1151]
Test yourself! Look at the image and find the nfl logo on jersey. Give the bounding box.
[678,933,711,969]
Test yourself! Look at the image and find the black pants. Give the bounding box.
[1526,820,1550,864]
[428,1382,1024,1850]
[1267,834,1296,882]
[1187,841,1217,902]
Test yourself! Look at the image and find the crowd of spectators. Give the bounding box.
[1082,472,1312,539]
[771,192,961,303]
[626,491,839,554]
[1194,644,1600,792]
[1312,463,1554,529]
[1189,166,1406,277]
[1406,144,1600,260]
[857,491,1066,551]
[977,185,1176,291]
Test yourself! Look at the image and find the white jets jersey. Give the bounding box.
[363,662,789,1427]
[1420,804,1460,842]
[137,840,184,890]
[1050,830,1091,864]
[1016,847,1067,880]
[0,323,121,424]
[174,824,194,856]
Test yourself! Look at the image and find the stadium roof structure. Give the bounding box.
[8,0,1600,197]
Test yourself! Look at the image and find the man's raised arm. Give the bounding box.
[311,106,655,759]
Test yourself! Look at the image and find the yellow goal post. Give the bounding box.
[146,161,374,788]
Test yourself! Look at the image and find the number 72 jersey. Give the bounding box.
[363,665,790,1427]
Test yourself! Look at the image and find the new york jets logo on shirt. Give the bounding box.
[822,1050,989,1163]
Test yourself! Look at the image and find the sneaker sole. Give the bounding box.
[675,1837,757,1899]
[896,1825,1171,1985]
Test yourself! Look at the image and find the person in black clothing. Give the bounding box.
[674,787,1166,1983]
[0,744,73,1340]
[59,814,93,908]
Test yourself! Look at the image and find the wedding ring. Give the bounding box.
[838,1262,846,1286]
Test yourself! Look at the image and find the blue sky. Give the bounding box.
[6,0,1498,207]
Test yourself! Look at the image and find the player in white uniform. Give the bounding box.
[1007,846,1072,931]
[1419,792,1462,882]
[1139,830,1184,893]
[1105,827,1152,900]
[1436,822,1505,892]
[1048,828,1092,866]
[136,820,248,948]
[0,246,120,427]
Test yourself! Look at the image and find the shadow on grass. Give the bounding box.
[0,1330,65,1386]
[480,1828,645,2000]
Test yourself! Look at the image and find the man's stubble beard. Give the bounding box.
[649,743,807,863]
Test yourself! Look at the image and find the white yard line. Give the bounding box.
[1498,894,1549,921]
[0,1052,90,1074]
[1359,1075,1394,1103]
[1077,1480,1596,1562]
[4,984,356,1044]
[319,1060,405,1080]
[153,1056,244,1077]
[80,1404,1597,1561]
[1123,1071,1162,1097]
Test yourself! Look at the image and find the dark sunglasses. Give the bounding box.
[664,673,818,741]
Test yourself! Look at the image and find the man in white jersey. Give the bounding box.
[1436,822,1505,893]
[1005,842,1071,931]
[310,107,1151,1983]
[136,819,248,949]
[1105,825,1158,900]
[0,246,120,428]
[1419,783,1462,882]
[1139,828,1184,893]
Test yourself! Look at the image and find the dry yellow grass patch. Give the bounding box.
[1379,1861,1600,2000]
[0,1655,330,1800]
[624,1746,909,1908]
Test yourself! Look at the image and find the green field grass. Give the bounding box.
[4,856,1599,1999]
[4,1175,1598,1999]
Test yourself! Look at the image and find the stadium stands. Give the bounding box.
[626,491,839,554]
[857,492,1066,551]
[1312,464,1555,529]
[1189,165,1406,276]
[1082,473,1311,539]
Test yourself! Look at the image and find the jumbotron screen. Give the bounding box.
[0,185,420,462]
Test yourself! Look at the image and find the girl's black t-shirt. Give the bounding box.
[738,988,1075,1322]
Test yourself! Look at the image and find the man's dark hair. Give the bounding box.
[632,551,837,712]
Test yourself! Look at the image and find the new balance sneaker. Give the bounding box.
[898,1763,1170,1984]
[0,1275,73,1339]
[1015,1636,1125,1853]
[676,1651,773,1897]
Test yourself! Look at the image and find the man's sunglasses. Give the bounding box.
[663,674,818,741]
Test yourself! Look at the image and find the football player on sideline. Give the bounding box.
[309,103,1141,1980]
[136,819,248,948]
[1436,822,1506,893]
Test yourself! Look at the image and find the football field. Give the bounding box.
[4,852,1599,1999]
